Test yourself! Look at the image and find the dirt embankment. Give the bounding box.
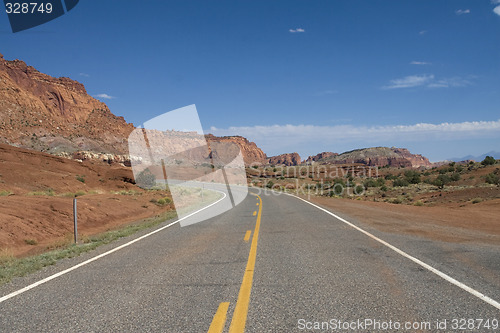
[0,144,172,257]
[310,196,500,245]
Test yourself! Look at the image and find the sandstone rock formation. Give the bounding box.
[205,135,268,166]
[0,52,134,156]
[268,153,301,166]
[307,147,431,168]
[305,152,339,164]
[0,53,269,166]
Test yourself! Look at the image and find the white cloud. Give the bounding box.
[455,9,470,15]
[427,77,472,88]
[419,30,427,35]
[494,5,500,16]
[492,0,500,4]
[289,28,305,33]
[95,93,115,99]
[382,74,434,89]
[314,90,338,96]
[209,120,500,154]
[410,61,431,65]
[79,72,90,77]
[383,74,472,89]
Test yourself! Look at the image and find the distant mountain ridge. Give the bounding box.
[450,151,500,162]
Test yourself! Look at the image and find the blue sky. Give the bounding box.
[1,0,500,161]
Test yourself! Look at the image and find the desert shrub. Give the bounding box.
[156,197,172,206]
[384,173,396,180]
[380,185,388,192]
[485,172,500,185]
[273,168,277,172]
[414,200,424,206]
[393,178,409,187]
[423,171,431,176]
[75,191,86,197]
[432,174,451,189]
[266,180,274,188]
[28,189,55,196]
[24,239,37,245]
[450,173,461,182]
[455,165,464,173]
[471,198,482,204]
[252,165,258,169]
[390,197,402,204]
[0,190,13,196]
[439,168,448,174]
[354,185,365,195]
[333,178,346,187]
[76,175,85,183]
[481,156,496,166]
[404,170,421,184]
[363,178,378,188]
[135,169,156,189]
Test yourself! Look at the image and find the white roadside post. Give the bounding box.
[73,198,78,244]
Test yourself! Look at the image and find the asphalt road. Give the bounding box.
[0,189,499,332]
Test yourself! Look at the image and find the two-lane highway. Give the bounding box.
[1,189,499,332]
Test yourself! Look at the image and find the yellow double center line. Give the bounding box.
[208,194,263,333]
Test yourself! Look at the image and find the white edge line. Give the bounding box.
[283,192,500,311]
[0,191,227,304]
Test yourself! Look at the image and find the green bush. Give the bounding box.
[135,169,156,189]
[354,185,365,194]
[404,170,421,184]
[333,178,346,187]
[76,175,85,183]
[384,173,396,180]
[363,178,378,188]
[390,197,402,204]
[485,173,500,185]
[266,180,274,189]
[481,156,496,166]
[393,179,409,187]
[376,178,385,186]
[432,174,451,189]
[450,173,461,182]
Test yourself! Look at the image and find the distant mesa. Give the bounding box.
[268,152,301,166]
[305,147,432,168]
